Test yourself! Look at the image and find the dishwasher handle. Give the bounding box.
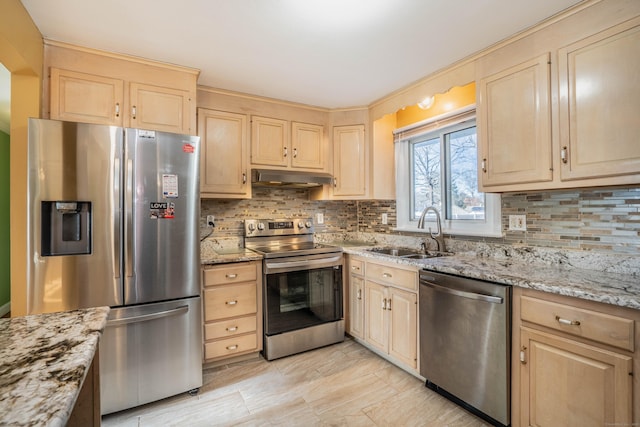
[107,305,189,327]
[420,280,503,304]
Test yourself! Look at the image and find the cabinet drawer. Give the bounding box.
[366,262,417,291]
[349,258,364,276]
[204,334,258,360]
[521,296,634,351]
[203,263,256,286]
[203,283,257,322]
[204,316,257,341]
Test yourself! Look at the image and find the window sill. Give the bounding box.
[392,226,504,239]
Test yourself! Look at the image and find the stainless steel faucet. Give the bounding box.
[417,206,445,252]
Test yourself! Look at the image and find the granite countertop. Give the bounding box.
[201,248,263,265]
[0,307,110,427]
[344,247,640,311]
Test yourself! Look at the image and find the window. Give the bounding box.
[395,112,501,237]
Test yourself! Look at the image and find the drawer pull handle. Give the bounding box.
[351,266,360,271]
[382,298,387,310]
[227,326,238,332]
[356,289,362,300]
[556,315,580,326]
[226,300,238,306]
[226,273,238,279]
[226,345,238,351]
[387,298,392,311]
[382,273,392,278]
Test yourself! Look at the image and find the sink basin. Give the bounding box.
[366,247,418,257]
[403,251,452,259]
[365,247,453,259]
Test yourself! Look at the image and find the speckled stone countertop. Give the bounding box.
[343,247,640,310]
[201,248,263,265]
[0,307,110,427]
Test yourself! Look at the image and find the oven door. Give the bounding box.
[263,253,343,336]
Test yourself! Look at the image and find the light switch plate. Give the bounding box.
[316,213,324,224]
[508,214,526,231]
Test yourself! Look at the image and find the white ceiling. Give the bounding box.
[20,0,583,109]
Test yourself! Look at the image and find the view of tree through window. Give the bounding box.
[411,123,484,221]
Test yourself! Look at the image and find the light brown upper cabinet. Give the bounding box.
[250,116,326,171]
[558,17,640,181]
[332,124,366,197]
[50,68,124,126]
[198,108,250,199]
[45,40,198,135]
[478,53,552,188]
[475,5,640,192]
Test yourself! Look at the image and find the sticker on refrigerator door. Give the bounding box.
[149,202,175,219]
[162,174,178,198]
[182,143,195,154]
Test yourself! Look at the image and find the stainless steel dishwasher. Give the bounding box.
[419,270,511,427]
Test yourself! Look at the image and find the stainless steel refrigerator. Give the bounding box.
[26,118,203,415]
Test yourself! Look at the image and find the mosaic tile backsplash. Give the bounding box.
[201,186,640,255]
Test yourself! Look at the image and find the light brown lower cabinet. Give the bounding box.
[513,288,639,427]
[202,261,262,363]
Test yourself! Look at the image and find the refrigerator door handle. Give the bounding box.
[125,158,133,278]
[113,158,121,279]
[107,305,189,327]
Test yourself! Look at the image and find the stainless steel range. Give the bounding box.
[245,218,344,360]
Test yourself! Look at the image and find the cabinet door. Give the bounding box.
[478,54,552,188]
[364,281,388,353]
[129,82,191,134]
[333,125,366,197]
[250,116,288,167]
[291,122,325,170]
[349,275,365,340]
[520,327,632,427]
[50,68,124,126]
[558,18,640,181]
[388,288,417,369]
[198,108,250,198]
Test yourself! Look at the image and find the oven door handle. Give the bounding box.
[264,254,343,273]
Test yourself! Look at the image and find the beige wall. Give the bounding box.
[0,0,43,316]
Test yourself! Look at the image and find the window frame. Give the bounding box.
[394,110,502,238]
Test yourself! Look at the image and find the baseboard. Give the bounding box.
[0,302,10,318]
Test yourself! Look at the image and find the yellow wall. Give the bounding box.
[0,0,43,316]
[395,82,475,129]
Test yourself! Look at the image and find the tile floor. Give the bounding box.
[102,338,489,426]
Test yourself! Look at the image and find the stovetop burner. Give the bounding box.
[244,218,342,258]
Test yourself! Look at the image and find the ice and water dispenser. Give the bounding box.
[41,201,92,256]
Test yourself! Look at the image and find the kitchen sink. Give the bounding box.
[365,247,453,259]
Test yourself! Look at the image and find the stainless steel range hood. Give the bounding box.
[251,169,333,188]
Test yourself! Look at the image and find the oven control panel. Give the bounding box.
[245,218,314,236]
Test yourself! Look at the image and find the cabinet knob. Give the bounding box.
[226,344,238,351]
[226,273,238,279]
[226,300,238,306]
[226,326,238,332]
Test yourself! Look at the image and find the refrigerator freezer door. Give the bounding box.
[100,297,203,415]
[27,118,124,313]
[124,128,200,305]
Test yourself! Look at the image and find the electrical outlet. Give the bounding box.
[381,213,388,225]
[207,215,215,227]
[316,213,324,224]
[508,214,526,231]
